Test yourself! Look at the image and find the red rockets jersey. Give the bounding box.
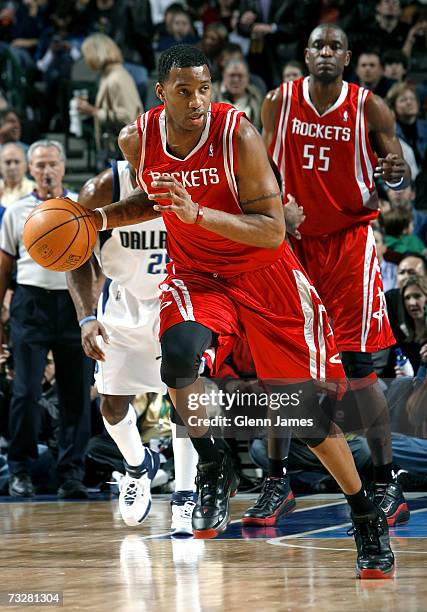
[269,78,379,236]
[136,103,285,276]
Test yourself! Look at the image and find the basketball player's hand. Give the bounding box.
[284,194,305,240]
[374,153,406,183]
[81,320,109,361]
[149,176,199,224]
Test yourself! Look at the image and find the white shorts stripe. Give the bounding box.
[293,269,318,379]
[361,226,376,351]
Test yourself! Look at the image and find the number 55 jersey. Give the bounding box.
[270,77,379,236]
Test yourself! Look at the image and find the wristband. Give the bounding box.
[385,177,404,189]
[194,205,204,225]
[94,207,108,231]
[79,315,97,327]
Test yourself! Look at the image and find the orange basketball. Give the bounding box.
[23,197,98,272]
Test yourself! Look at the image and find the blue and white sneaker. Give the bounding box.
[171,490,198,536]
[119,449,160,527]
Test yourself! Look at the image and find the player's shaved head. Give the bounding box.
[305,24,351,83]
[308,24,348,51]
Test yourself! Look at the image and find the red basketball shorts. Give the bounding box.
[290,224,395,353]
[158,244,346,384]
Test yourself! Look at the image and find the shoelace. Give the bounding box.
[347,520,384,553]
[121,477,143,506]
[253,479,280,508]
[196,466,220,504]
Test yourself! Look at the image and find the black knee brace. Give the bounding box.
[160,321,214,389]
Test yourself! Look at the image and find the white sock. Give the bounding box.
[103,405,146,468]
[171,422,198,492]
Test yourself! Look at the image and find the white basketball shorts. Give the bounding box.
[94,281,165,395]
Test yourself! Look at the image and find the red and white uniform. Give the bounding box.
[269,78,395,353]
[136,102,346,383]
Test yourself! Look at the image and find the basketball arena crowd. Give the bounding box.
[0,0,426,501]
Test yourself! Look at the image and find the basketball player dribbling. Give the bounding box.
[67,161,199,534]
[259,24,410,529]
[85,45,394,578]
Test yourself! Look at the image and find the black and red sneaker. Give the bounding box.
[349,508,395,580]
[241,476,296,526]
[192,452,239,539]
[374,482,410,527]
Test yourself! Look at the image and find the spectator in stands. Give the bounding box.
[155,3,186,37]
[396,254,427,290]
[364,0,409,56]
[9,0,49,72]
[386,82,427,170]
[355,50,395,97]
[216,0,239,32]
[35,12,82,131]
[0,139,92,499]
[0,108,28,150]
[89,0,155,77]
[381,48,408,82]
[211,58,263,128]
[237,0,301,88]
[385,253,427,350]
[386,184,427,246]
[373,226,397,292]
[0,143,34,207]
[76,33,143,158]
[396,275,427,374]
[402,7,427,62]
[282,60,304,82]
[0,1,15,42]
[382,205,425,255]
[198,22,229,81]
[217,42,267,95]
[157,8,199,51]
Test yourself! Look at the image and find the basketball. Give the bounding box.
[23,197,98,272]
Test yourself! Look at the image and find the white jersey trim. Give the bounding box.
[303,77,348,117]
[354,88,371,205]
[159,105,212,161]
[222,109,240,208]
[271,81,293,190]
[137,112,149,192]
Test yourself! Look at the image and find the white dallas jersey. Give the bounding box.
[94,161,167,301]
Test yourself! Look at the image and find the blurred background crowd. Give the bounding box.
[0,0,426,499]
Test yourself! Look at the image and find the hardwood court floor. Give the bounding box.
[1,493,427,612]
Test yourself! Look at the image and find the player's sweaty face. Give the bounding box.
[160,65,212,131]
[305,28,349,82]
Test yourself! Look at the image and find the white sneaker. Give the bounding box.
[119,449,160,527]
[171,491,197,536]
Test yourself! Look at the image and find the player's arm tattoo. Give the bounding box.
[240,191,281,206]
[103,189,162,227]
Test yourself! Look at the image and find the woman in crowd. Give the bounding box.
[75,33,142,158]
[394,275,427,376]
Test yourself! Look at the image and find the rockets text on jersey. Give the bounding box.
[136,103,285,276]
[270,77,379,236]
